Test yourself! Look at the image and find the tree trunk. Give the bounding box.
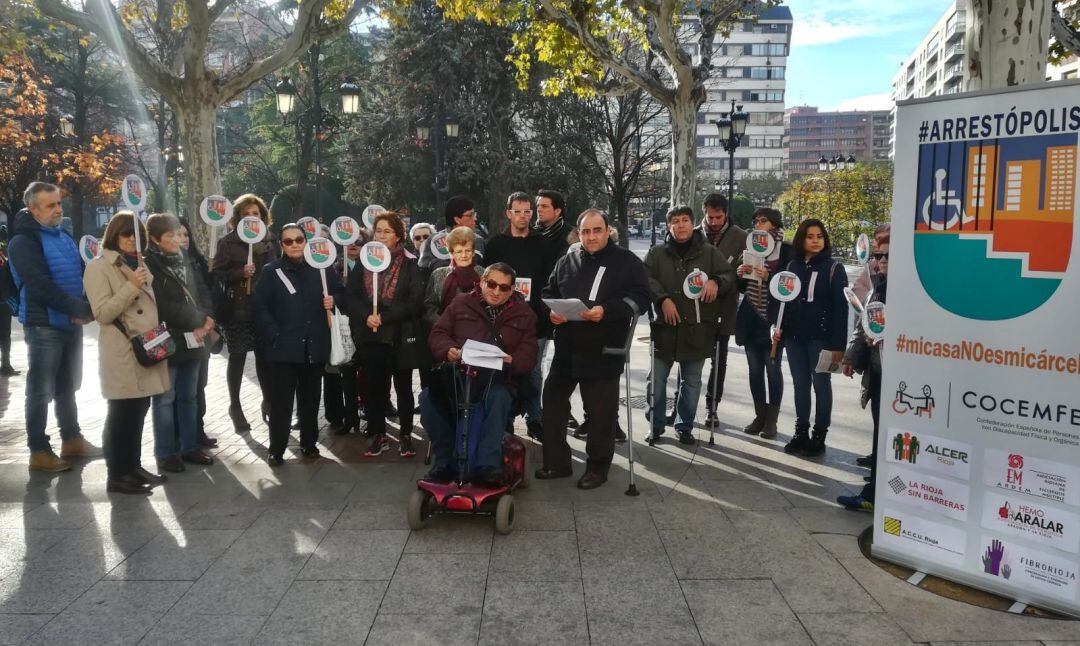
[965,0,1051,91]
[668,89,699,209]
[176,100,221,248]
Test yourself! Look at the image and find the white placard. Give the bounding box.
[78,235,100,264]
[121,175,147,211]
[745,229,776,257]
[362,204,386,229]
[303,237,338,270]
[513,277,532,299]
[872,81,1080,617]
[331,216,361,246]
[862,301,886,341]
[359,241,391,273]
[297,216,320,240]
[768,271,800,302]
[199,195,231,227]
[856,232,871,265]
[237,216,266,245]
[429,230,451,260]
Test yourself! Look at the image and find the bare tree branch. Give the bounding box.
[1052,1,1080,56]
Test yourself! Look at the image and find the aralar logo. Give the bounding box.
[892,432,920,464]
[914,134,1076,320]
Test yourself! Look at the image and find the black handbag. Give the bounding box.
[114,318,175,367]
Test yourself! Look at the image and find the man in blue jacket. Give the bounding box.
[7,182,97,472]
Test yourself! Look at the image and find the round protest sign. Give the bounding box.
[843,286,865,314]
[330,216,360,246]
[746,229,776,257]
[863,301,886,341]
[682,269,707,299]
[429,230,451,260]
[303,237,338,269]
[78,235,100,264]
[359,241,391,273]
[855,233,871,265]
[362,204,386,229]
[199,195,231,227]
[238,216,267,245]
[769,271,802,303]
[297,216,320,240]
[121,175,147,211]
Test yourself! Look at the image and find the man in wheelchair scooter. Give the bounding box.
[420,263,538,486]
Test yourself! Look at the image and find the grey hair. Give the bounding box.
[23,182,60,208]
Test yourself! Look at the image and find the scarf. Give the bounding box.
[746,228,784,321]
[363,243,406,302]
[145,244,187,285]
[701,218,730,247]
[534,217,566,240]
[484,298,508,322]
[121,252,139,271]
[672,236,694,258]
[441,263,480,312]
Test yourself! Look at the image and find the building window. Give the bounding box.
[698,136,721,148]
[748,112,784,126]
[749,43,787,56]
[749,66,785,80]
[744,91,784,102]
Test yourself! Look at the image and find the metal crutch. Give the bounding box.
[708,336,721,446]
[604,313,643,496]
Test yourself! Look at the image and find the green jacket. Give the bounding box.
[644,231,735,362]
[698,220,747,335]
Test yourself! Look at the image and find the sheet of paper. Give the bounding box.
[815,349,843,374]
[183,332,204,350]
[746,253,765,281]
[543,298,589,321]
[461,339,507,371]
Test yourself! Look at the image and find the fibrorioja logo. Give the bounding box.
[981,539,1012,579]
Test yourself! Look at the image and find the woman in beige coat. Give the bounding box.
[83,211,170,495]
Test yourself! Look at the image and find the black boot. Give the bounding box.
[759,405,780,439]
[784,427,810,454]
[742,402,766,435]
[803,427,828,457]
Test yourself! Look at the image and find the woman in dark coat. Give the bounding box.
[144,213,216,473]
[212,194,277,432]
[251,223,343,466]
[346,211,424,458]
[177,217,218,449]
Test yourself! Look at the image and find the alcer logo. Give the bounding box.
[892,431,920,464]
[913,134,1076,320]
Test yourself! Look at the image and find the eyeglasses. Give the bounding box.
[754,217,771,224]
[873,252,889,260]
[282,236,306,246]
[413,234,430,242]
[484,279,513,293]
[118,230,135,238]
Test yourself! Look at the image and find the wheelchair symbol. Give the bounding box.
[892,382,934,418]
[920,168,974,230]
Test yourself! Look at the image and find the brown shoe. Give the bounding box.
[181,449,214,466]
[157,455,186,473]
[29,450,71,473]
[576,470,608,490]
[59,436,101,458]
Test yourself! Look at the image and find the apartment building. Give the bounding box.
[783,106,892,176]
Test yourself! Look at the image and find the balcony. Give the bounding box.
[945,43,964,62]
[946,21,965,42]
[926,47,939,64]
[944,62,963,81]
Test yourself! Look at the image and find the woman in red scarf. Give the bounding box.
[346,212,424,458]
[421,226,483,328]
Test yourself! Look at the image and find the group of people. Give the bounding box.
[3,178,886,497]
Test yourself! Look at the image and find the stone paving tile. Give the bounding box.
[682,579,813,646]
[798,611,916,646]
[297,529,408,580]
[489,530,580,581]
[403,516,494,555]
[26,580,191,646]
[380,554,487,616]
[584,575,703,646]
[660,524,767,580]
[928,642,1049,646]
[701,479,793,511]
[813,533,866,560]
[509,500,576,531]
[786,506,873,536]
[137,611,267,645]
[479,579,588,646]
[0,614,53,645]
[365,613,481,646]
[646,497,728,530]
[332,502,410,530]
[772,477,859,508]
[105,529,245,581]
[254,580,386,645]
[163,501,266,531]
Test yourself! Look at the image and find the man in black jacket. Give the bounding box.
[535,209,650,489]
[417,195,485,275]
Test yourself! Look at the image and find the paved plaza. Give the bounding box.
[0,322,1077,645]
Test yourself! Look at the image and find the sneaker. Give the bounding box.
[614,423,627,443]
[59,436,101,458]
[526,421,544,442]
[365,434,388,457]
[424,464,457,483]
[705,411,720,428]
[28,450,71,473]
[399,435,416,458]
[837,494,874,512]
[677,430,696,446]
[855,455,874,468]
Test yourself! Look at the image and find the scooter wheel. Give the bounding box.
[407,489,433,531]
[494,494,515,535]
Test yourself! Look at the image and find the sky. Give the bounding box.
[782,0,953,111]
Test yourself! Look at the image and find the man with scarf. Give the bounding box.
[697,193,747,429]
[644,205,734,445]
[535,209,650,490]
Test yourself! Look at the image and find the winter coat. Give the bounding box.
[252,257,344,365]
[346,252,424,366]
[698,220,747,335]
[778,251,849,351]
[484,232,553,338]
[542,241,651,380]
[734,241,793,348]
[429,289,538,385]
[644,231,735,362]
[83,249,170,399]
[212,229,279,323]
[422,264,484,329]
[7,209,92,329]
[417,227,486,274]
[143,247,214,365]
[844,279,887,409]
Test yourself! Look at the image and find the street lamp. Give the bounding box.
[415,111,461,217]
[712,100,748,209]
[339,81,361,115]
[274,77,297,116]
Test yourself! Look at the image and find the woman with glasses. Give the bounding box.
[422,226,483,328]
[347,211,424,458]
[83,211,169,494]
[212,194,277,432]
[734,208,792,439]
[251,223,342,466]
[408,223,434,255]
[144,212,217,473]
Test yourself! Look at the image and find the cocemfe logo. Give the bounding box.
[961,390,1080,426]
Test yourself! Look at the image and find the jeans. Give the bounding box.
[522,338,549,424]
[785,338,832,432]
[652,357,705,432]
[104,397,150,478]
[152,361,201,458]
[24,325,83,453]
[419,380,513,471]
[745,342,784,406]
